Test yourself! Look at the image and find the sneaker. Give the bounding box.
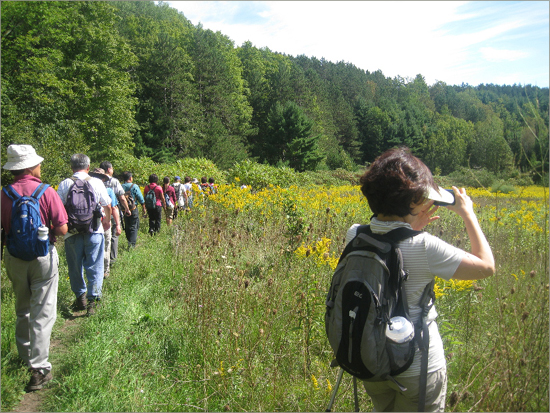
[26,369,52,392]
[71,293,87,312]
[86,299,97,316]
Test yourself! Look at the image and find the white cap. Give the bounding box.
[427,186,455,205]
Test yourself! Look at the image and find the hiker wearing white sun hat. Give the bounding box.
[1,144,68,392]
[344,147,495,412]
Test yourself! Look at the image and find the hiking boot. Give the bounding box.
[26,369,52,392]
[86,298,98,316]
[71,293,87,312]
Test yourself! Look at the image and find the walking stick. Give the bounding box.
[326,367,344,412]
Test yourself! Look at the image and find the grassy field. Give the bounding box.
[1,184,548,412]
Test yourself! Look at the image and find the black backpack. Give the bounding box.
[65,177,101,234]
[325,225,435,411]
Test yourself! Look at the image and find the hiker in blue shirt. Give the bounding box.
[121,171,146,248]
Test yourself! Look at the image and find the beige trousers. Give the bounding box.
[363,367,447,412]
[5,246,59,375]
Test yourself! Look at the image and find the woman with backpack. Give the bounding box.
[346,147,494,412]
[162,176,177,227]
[143,174,166,235]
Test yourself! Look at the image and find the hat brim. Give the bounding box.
[427,186,455,205]
[89,172,108,180]
[2,155,44,171]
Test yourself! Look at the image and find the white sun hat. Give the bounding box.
[3,144,44,170]
[427,186,455,205]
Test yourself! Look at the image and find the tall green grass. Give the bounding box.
[1,186,548,412]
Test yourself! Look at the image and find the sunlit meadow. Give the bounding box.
[1,183,547,412]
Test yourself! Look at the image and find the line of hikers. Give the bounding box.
[0,145,219,392]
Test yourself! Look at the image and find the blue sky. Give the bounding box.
[166,1,549,87]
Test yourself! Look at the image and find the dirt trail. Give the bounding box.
[9,309,85,413]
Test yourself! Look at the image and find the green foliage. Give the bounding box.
[227,159,301,189]
[447,166,497,188]
[1,1,549,183]
[111,154,226,187]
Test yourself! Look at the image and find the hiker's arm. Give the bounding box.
[52,224,68,236]
[112,205,122,236]
[102,205,112,231]
[447,187,495,280]
[119,195,131,216]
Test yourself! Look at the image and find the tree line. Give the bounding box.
[2,1,548,184]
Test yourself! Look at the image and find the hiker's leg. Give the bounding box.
[103,228,111,275]
[64,234,87,297]
[5,250,32,365]
[362,380,397,411]
[27,247,59,376]
[110,222,118,264]
[82,233,105,300]
[393,368,447,412]
[124,210,139,247]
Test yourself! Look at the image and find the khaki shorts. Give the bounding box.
[165,206,175,220]
[363,367,447,412]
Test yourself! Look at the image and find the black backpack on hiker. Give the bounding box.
[325,225,435,412]
[144,185,157,210]
[65,177,101,234]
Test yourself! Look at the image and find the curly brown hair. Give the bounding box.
[360,147,436,217]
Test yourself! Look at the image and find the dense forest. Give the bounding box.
[2,1,548,183]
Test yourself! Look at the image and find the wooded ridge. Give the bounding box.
[1,1,548,184]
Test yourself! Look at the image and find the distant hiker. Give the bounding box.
[89,168,120,279]
[162,176,177,227]
[121,171,146,248]
[144,173,166,235]
[99,161,129,272]
[208,177,218,194]
[200,176,210,193]
[182,176,193,210]
[57,154,112,316]
[345,147,494,412]
[1,144,68,392]
[172,176,184,219]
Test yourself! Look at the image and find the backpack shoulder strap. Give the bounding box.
[31,183,49,200]
[383,227,422,244]
[2,185,21,201]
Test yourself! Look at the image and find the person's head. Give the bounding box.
[184,176,191,183]
[208,177,215,184]
[360,147,436,218]
[163,176,170,186]
[99,161,113,176]
[175,176,181,182]
[70,154,90,173]
[149,173,158,184]
[123,171,133,182]
[201,176,207,184]
[3,144,44,178]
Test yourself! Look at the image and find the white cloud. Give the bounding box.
[480,47,529,62]
[167,1,549,87]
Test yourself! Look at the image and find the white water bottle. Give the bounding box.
[37,226,49,241]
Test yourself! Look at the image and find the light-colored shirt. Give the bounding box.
[57,171,111,238]
[346,218,465,377]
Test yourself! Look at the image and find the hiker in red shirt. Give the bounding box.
[143,173,166,235]
[1,145,68,392]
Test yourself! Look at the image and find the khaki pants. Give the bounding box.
[4,246,59,376]
[363,367,447,412]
